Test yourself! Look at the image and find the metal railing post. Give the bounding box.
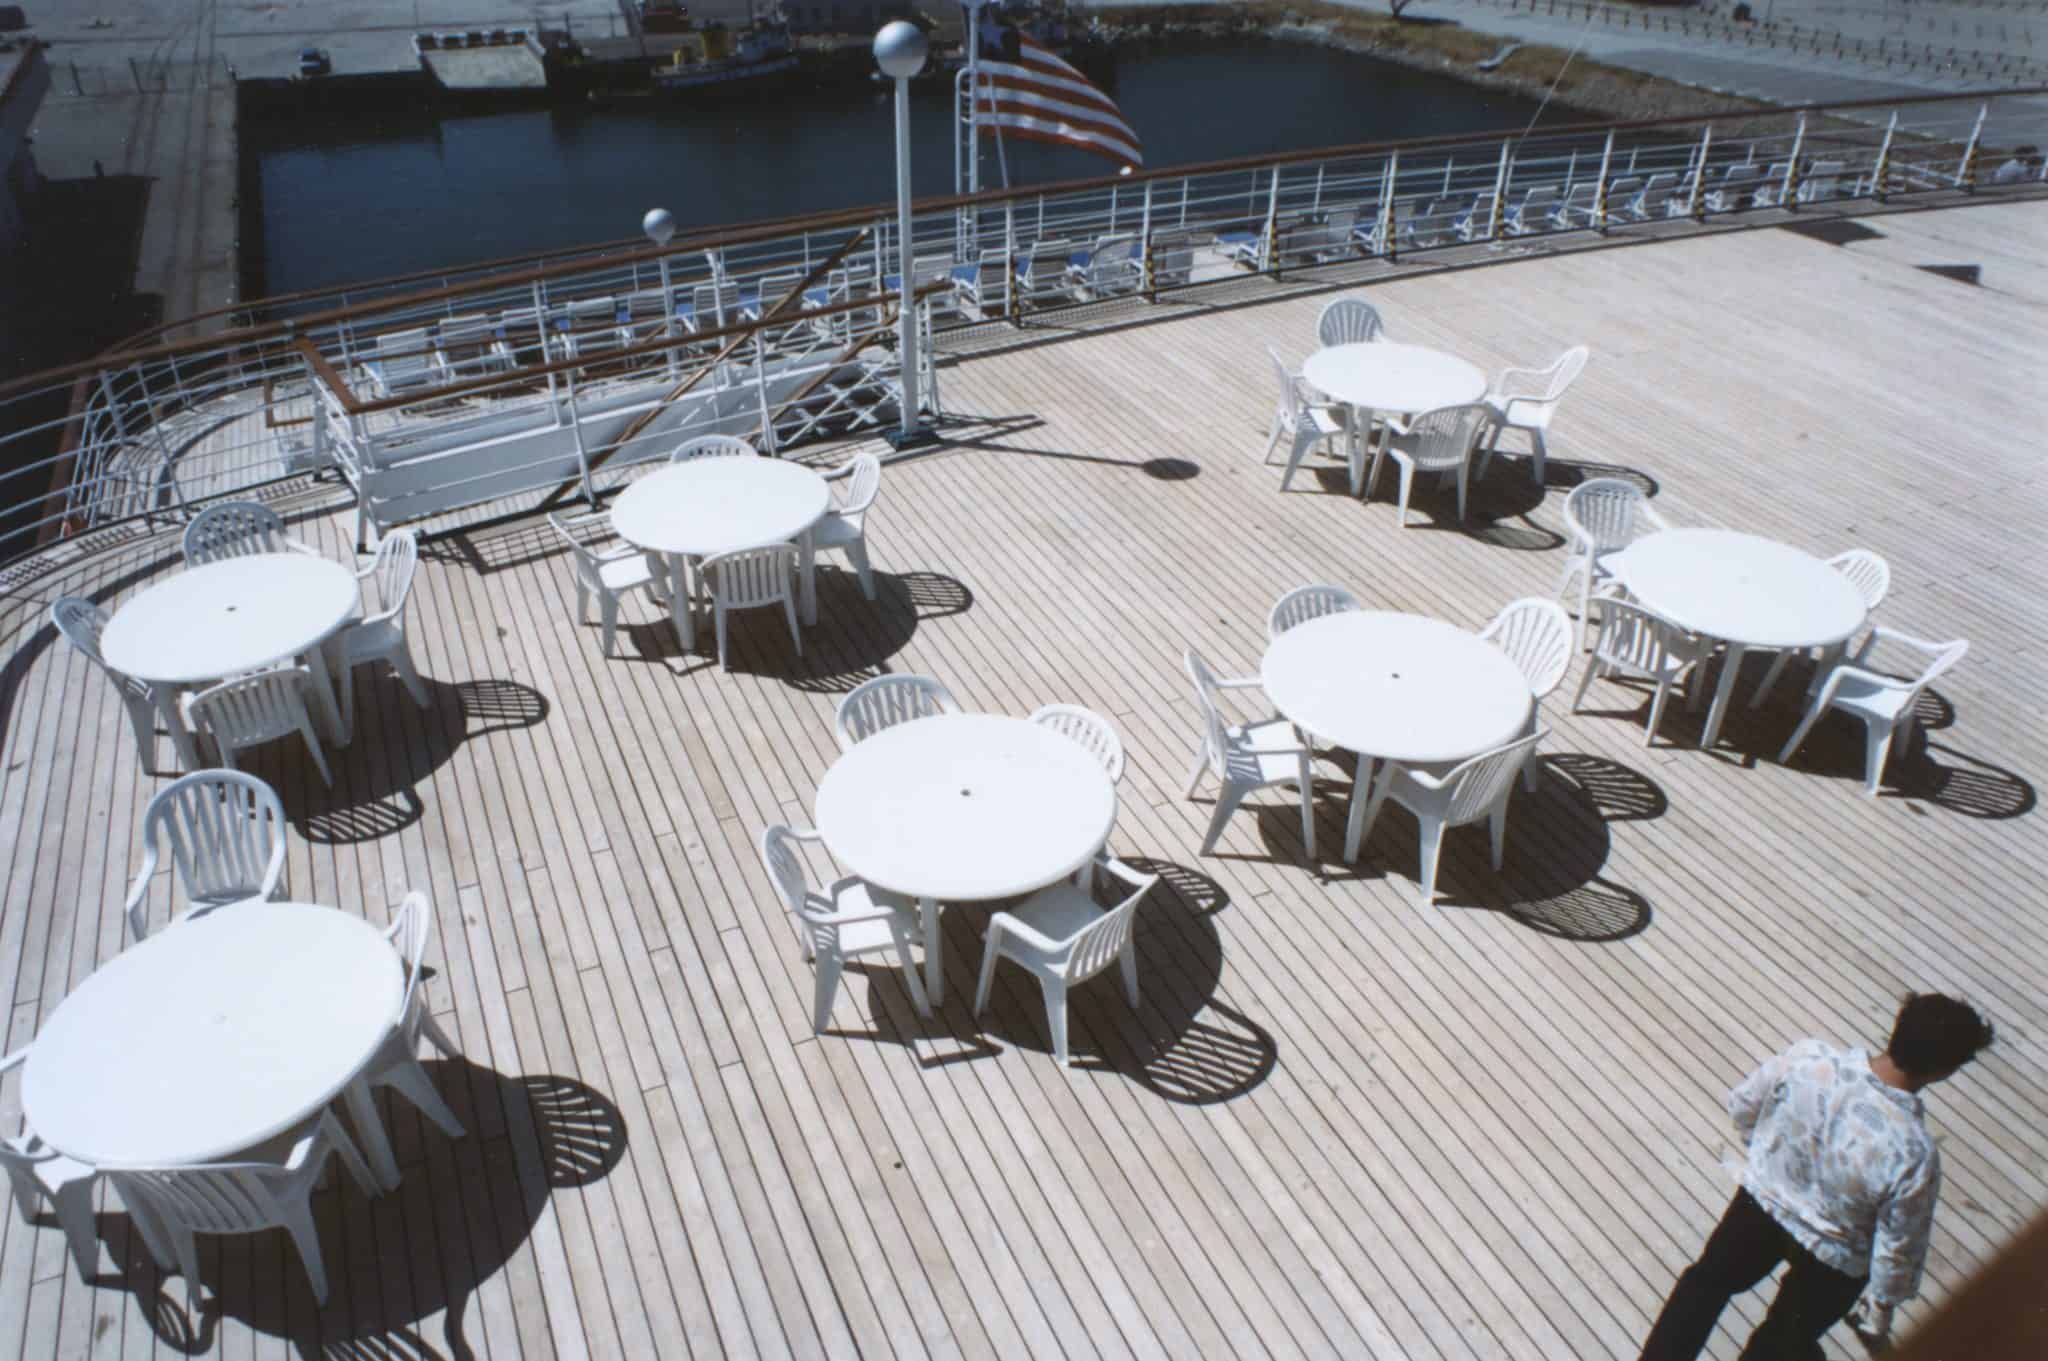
[1379,152,1400,260]
[1489,140,1511,240]
[1140,180,1155,300]
[1313,165,1325,214]
[565,366,594,504]
[1687,124,1713,219]
[1782,113,1806,208]
[1872,112,1897,200]
[754,331,778,454]
[1593,130,1615,232]
[1956,101,1987,189]
[1262,165,1282,273]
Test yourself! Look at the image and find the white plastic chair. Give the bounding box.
[1556,477,1670,648]
[124,769,288,942]
[343,892,466,1189]
[1570,598,1707,745]
[546,510,666,658]
[1475,346,1589,487]
[333,529,430,741]
[182,500,319,565]
[364,327,437,399]
[1750,550,1891,709]
[815,453,880,601]
[834,673,960,751]
[1361,402,1491,527]
[1316,298,1385,347]
[1629,172,1679,220]
[759,825,928,1031]
[700,543,801,670]
[106,1109,379,1308]
[1267,584,1361,641]
[1354,729,1547,906]
[972,853,1157,1067]
[1028,704,1125,784]
[1183,649,1316,859]
[182,665,332,786]
[1778,631,1968,796]
[1263,346,1345,493]
[0,1047,100,1281]
[1479,597,1574,791]
[668,434,758,463]
[51,597,161,775]
[1505,185,1560,234]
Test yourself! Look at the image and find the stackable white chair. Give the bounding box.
[106,1109,379,1308]
[1183,649,1316,859]
[1778,632,1969,796]
[333,529,429,741]
[0,1047,100,1281]
[124,769,288,942]
[344,892,466,1185]
[1316,298,1385,347]
[1570,598,1707,745]
[1556,477,1670,648]
[972,853,1157,1067]
[1028,704,1125,784]
[182,500,319,565]
[815,453,881,601]
[759,824,928,1031]
[1354,729,1547,906]
[1475,346,1589,487]
[364,327,437,399]
[834,673,960,751]
[1505,185,1560,234]
[51,598,161,775]
[546,509,666,658]
[1361,402,1491,527]
[183,666,332,786]
[700,543,801,670]
[668,434,758,463]
[1267,583,1362,641]
[1479,597,1574,791]
[1750,550,1891,709]
[1263,346,1345,492]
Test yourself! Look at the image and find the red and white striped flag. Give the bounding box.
[972,29,1143,171]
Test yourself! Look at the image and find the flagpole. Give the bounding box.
[964,0,982,198]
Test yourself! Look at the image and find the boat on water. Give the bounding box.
[649,20,797,94]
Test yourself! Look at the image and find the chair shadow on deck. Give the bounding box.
[923,857,1278,1103]
[105,1064,628,1361]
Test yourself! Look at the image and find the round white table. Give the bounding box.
[1262,611,1533,860]
[814,713,1118,1010]
[22,902,402,1170]
[1609,529,1867,749]
[611,457,831,649]
[101,553,360,767]
[1301,343,1488,496]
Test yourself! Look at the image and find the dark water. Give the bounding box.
[247,41,1557,296]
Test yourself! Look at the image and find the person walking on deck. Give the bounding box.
[1639,993,1995,1360]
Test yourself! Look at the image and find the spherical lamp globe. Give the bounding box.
[872,20,928,80]
[641,208,676,247]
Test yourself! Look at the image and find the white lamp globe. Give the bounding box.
[873,21,928,80]
[641,208,676,246]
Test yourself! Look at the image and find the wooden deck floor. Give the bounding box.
[3,199,2045,1361]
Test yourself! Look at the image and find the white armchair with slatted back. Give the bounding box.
[1183,649,1316,860]
[105,1109,379,1308]
[1778,631,1968,797]
[182,665,332,786]
[182,500,320,566]
[1316,298,1385,347]
[1570,598,1707,746]
[333,529,430,742]
[1361,402,1491,528]
[815,453,881,601]
[546,509,667,658]
[1028,705,1125,784]
[124,769,288,942]
[1556,478,1669,648]
[1355,729,1547,906]
[51,597,161,775]
[972,853,1158,1067]
[1479,598,1574,791]
[1267,584,1361,642]
[700,543,801,670]
[1750,550,1891,710]
[0,1047,100,1281]
[341,891,465,1191]
[1476,346,1589,487]
[834,674,960,751]
[668,434,759,463]
[759,824,929,1030]
[1263,346,1344,492]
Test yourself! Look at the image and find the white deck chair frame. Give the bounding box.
[342,891,466,1191]
[1355,729,1547,905]
[1263,346,1344,493]
[1361,402,1491,527]
[1556,477,1670,648]
[1267,584,1362,641]
[124,768,289,942]
[1479,597,1574,792]
[834,673,960,751]
[334,529,431,742]
[1777,630,1967,796]
[815,453,881,601]
[1570,598,1706,746]
[51,597,162,775]
[546,510,666,658]
[1183,649,1316,860]
[700,543,802,670]
[1749,549,1891,710]
[1476,346,1589,487]
[183,665,333,786]
[1,1047,100,1281]
[760,825,929,1031]
[182,500,319,566]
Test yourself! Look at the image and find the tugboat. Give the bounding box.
[647,12,797,94]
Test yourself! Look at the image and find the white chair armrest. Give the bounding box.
[820,458,857,483]
[1639,503,1673,532]
[1861,626,1947,659]
[1214,676,1265,690]
[1241,742,1309,759]
[123,840,160,939]
[1093,855,1154,893]
[286,538,323,559]
[986,911,1064,956]
[1825,662,1914,694]
[1394,760,1449,793]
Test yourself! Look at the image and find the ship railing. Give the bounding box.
[2,86,2043,571]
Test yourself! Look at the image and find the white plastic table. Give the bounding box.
[813,713,1118,1012]
[100,553,360,769]
[1609,528,1868,750]
[21,902,403,1179]
[1302,342,1488,494]
[611,457,830,650]
[1262,611,1533,860]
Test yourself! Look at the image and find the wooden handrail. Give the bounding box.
[294,336,363,415]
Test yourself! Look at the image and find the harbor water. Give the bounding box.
[246,40,1559,297]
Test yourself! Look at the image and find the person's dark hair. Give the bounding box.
[1887,993,1995,1078]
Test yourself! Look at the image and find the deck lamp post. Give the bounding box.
[642,207,679,376]
[875,20,936,449]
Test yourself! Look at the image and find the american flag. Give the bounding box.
[972,28,1143,171]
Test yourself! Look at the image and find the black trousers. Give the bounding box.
[1639,1188,1868,1361]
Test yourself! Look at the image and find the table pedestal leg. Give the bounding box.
[667,552,696,652]
[1701,642,1748,748]
[1343,756,1380,862]
[342,1079,402,1191]
[799,528,818,626]
[157,689,202,771]
[916,896,941,1012]
[302,644,346,744]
